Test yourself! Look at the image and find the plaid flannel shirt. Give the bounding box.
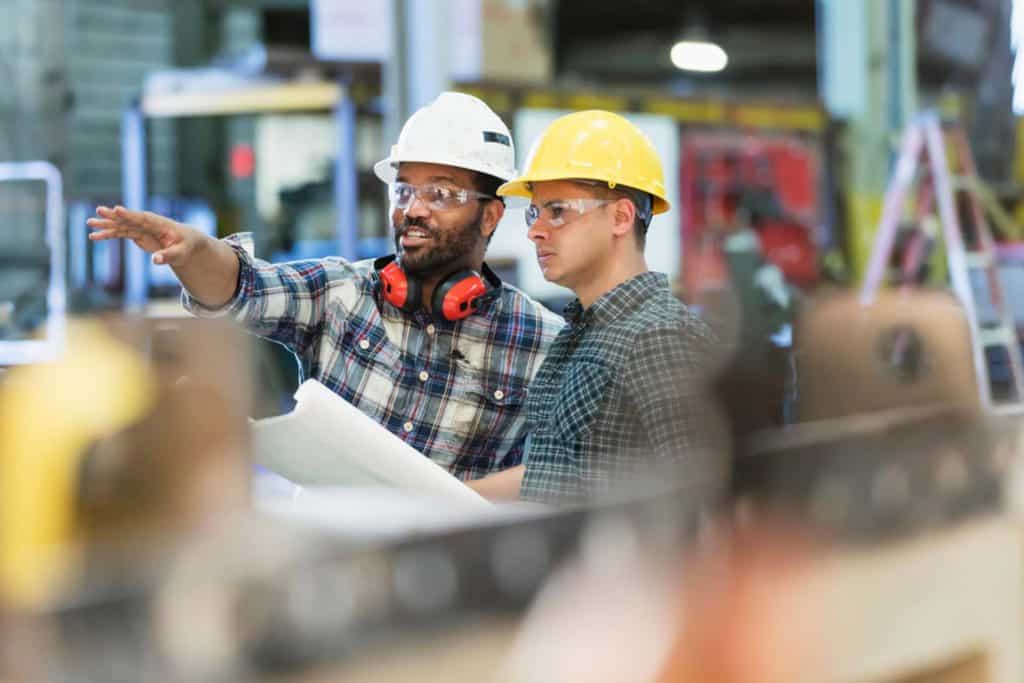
[183,233,564,480]
[520,272,724,505]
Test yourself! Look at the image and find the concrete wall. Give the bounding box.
[0,0,67,165]
[0,0,178,200]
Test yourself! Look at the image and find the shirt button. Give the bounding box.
[418,371,429,382]
[426,324,436,336]
[403,421,414,432]
[493,389,505,400]
[358,338,370,350]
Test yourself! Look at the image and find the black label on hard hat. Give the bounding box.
[483,131,511,146]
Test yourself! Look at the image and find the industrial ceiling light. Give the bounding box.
[671,10,727,74]
[670,40,728,73]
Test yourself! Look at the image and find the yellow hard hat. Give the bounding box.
[0,321,155,607]
[498,110,671,215]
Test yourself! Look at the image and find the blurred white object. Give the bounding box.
[670,40,729,73]
[0,161,65,365]
[251,379,488,506]
[258,486,550,541]
[312,0,393,62]
[499,546,679,683]
[251,467,304,500]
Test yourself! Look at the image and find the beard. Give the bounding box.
[393,206,485,278]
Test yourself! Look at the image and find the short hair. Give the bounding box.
[472,172,504,205]
[473,172,505,244]
[575,180,653,250]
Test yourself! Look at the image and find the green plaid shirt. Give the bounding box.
[183,233,564,480]
[520,272,723,504]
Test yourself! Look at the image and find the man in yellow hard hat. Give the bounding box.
[468,110,725,505]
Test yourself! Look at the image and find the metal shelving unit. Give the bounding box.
[120,79,360,309]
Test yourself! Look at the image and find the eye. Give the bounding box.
[549,205,566,220]
[525,205,540,225]
[429,186,457,203]
[393,184,414,203]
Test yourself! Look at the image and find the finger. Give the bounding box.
[86,217,118,231]
[113,206,150,225]
[153,242,187,266]
[88,230,119,241]
[94,206,140,231]
[123,208,173,239]
[96,206,136,224]
[86,219,140,240]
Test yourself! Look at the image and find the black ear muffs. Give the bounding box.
[431,269,488,321]
[379,261,422,313]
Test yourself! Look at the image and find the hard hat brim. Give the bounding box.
[374,156,517,185]
[498,175,671,215]
[374,158,397,184]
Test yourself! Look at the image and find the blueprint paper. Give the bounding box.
[251,379,488,507]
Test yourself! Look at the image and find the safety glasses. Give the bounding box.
[390,182,493,211]
[524,198,614,228]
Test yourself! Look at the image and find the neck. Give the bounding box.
[576,249,648,309]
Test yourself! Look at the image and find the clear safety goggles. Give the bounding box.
[390,181,494,211]
[524,198,614,228]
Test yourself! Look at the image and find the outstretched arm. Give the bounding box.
[87,205,240,308]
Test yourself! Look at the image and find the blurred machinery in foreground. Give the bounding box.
[498,287,1024,683]
[0,282,1019,682]
[0,316,252,680]
[736,289,1011,541]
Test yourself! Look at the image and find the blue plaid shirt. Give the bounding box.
[183,233,564,480]
[520,272,724,504]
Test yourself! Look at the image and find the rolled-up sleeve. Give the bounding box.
[181,232,357,357]
[181,233,256,319]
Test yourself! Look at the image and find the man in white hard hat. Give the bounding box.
[88,92,564,482]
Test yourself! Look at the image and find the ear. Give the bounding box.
[610,198,636,239]
[480,200,505,239]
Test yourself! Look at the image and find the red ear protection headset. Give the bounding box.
[377,259,489,321]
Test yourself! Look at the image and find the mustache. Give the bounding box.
[395,217,436,238]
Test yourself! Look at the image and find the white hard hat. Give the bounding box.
[374,92,517,184]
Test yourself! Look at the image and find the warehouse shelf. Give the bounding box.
[121,78,363,309]
[141,81,343,118]
[454,82,827,134]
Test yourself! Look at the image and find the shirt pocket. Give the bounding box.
[339,326,403,417]
[448,366,528,439]
[547,360,613,442]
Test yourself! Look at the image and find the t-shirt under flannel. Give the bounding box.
[519,272,723,505]
[183,233,564,480]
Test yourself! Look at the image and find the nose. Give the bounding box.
[528,221,549,244]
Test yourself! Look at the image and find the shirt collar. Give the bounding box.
[563,271,668,327]
[472,262,503,317]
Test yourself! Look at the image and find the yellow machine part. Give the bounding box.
[0,321,155,608]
